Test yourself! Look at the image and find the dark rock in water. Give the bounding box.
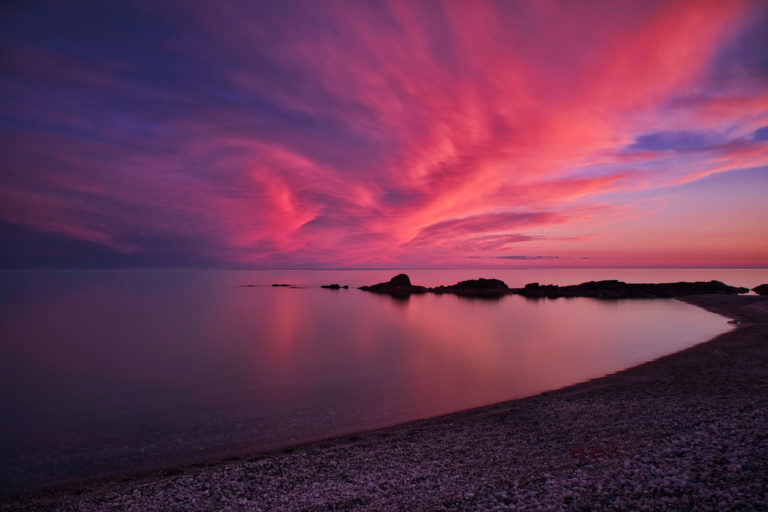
[361,275,748,300]
[753,284,768,295]
[272,283,292,287]
[389,274,413,287]
[513,279,749,299]
[431,278,510,298]
[361,275,509,299]
[359,274,428,296]
[322,283,343,289]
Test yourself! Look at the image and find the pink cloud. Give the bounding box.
[1,0,766,267]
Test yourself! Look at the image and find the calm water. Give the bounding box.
[1,268,765,493]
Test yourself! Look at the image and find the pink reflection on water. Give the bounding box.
[0,268,750,492]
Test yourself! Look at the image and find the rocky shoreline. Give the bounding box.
[2,295,767,511]
[359,273,754,299]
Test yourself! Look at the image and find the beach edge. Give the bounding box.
[3,294,767,510]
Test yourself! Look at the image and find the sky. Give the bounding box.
[1,0,767,269]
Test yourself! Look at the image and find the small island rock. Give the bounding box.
[359,274,427,296]
[431,278,510,298]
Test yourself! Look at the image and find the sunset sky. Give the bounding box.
[1,0,767,268]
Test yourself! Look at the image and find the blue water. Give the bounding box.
[1,268,764,493]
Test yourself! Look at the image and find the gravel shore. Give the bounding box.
[3,295,767,511]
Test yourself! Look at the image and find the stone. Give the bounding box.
[431,278,510,298]
[359,274,428,296]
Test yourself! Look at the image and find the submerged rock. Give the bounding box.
[514,280,749,299]
[359,274,427,296]
[753,284,768,295]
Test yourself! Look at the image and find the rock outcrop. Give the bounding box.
[321,284,348,289]
[359,276,750,299]
[359,274,428,296]
[431,278,510,298]
[753,284,768,296]
[515,280,749,299]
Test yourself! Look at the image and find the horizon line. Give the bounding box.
[2,266,767,271]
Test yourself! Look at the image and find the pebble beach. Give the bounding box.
[2,294,767,511]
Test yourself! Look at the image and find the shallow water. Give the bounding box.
[0,268,764,493]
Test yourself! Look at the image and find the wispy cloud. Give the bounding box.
[0,0,766,267]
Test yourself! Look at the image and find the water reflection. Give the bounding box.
[0,269,752,492]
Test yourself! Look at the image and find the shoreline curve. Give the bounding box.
[3,294,767,510]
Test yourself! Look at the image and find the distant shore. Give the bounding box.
[357,273,753,298]
[3,294,767,511]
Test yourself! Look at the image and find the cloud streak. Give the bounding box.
[1,0,767,268]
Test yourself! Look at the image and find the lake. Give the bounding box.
[1,268,765,493]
